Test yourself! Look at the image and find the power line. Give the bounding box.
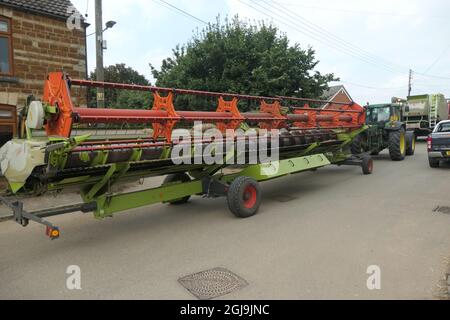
[422,43,450,75]
[242,0,450,82]
[273,1,450,20]
[240,0,415,92]
[244,2,414,91]
[261,0,406,73]
[265,0,406,73]
[240,0,404,75]
[155,0,208,25]
[272,0,450,81]
[413,81,450,87]
[413,71,450,81]
[337,80,407,90]
[242,0,397,73]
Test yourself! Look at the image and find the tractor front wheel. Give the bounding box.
[227,177,262,218]
[405,131,416,156]
[389,129,406,161]
[162,173,191,205]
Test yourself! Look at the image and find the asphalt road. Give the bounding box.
[0,142,449,300]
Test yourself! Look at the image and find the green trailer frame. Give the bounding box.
[1,126,371,239]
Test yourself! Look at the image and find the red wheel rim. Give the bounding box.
[243,185,257,209]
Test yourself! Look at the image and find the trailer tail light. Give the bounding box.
[46,226,60,240]
[427,136,432,151]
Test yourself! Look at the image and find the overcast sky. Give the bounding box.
[71,0,450,104]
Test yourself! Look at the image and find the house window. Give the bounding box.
[0,16,13,76]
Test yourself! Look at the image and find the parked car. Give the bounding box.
[427,120,450,168]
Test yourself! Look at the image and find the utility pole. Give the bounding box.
[408,69,413,97]
[95,0,105,108]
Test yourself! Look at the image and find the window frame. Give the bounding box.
[437,123,450,133]
[0,16,13,77]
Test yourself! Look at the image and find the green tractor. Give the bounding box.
[351,103,415,161]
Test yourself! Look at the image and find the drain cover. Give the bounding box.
[179,267,248,300]
[433,206,450,214]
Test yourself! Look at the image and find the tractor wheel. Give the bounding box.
[405,131,416,156]
[361,155,374,175]
[388,129,406,161]
[227,176,262,218]
[429,158,440,168]
[162,173,191,205]
[351,134,364,155]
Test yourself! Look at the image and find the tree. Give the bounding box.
[88,63,151,109]
[151,16,338,112]
[113,90,151,110]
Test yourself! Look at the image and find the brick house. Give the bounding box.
[0,0,87,145]
[321,85,353,109]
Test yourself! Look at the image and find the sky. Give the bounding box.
[71,0,450,104]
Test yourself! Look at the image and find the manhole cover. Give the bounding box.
[433,206,450,214]
[179,267,248,300]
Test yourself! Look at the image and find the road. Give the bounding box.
[0,142,449,300]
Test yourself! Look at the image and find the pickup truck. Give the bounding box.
[428,120,450,168]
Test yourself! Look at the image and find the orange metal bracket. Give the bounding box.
[259,100,287,130]
[215,97,244,133]
[151,92,180,142]
[43,72,75,137]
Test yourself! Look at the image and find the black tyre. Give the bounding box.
[405,131,415,156]
[351,134,363,155]
[388,129,406,161]
[162,173,191,205]
[429,158,440,168]
[227,176,262,218]
[362,155,374,175]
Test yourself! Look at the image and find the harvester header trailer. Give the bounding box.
[0,72,371,239]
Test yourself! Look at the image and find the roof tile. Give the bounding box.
[0,0,81,19]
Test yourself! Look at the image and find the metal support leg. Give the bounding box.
[0,196,97,239]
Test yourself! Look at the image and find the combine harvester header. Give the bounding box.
[40,73,365,140]
[0,72,371,239]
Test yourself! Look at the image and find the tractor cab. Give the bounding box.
[365,103,403,127]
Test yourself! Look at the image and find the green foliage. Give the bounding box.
[112,90,152,109]
[88,63,151,109]
[151,16,338,112]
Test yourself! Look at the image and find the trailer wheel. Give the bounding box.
[163,173,191,205]
[405,131,415,156]
[388,129,406,161]
[227,177,262,218]
[361,155,373,175]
